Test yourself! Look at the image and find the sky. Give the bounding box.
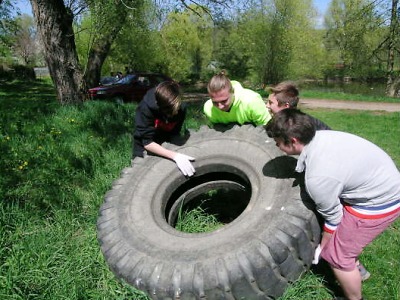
[314,0,330,27]
[15,0,331,17]
[14,0,32,15]
[314,0,330,15]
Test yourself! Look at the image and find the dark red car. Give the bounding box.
[88,73,172,103]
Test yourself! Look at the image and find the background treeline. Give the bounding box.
[1,0,400,100]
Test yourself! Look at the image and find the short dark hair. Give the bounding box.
[155,81,181,116]
[264,109,316,145]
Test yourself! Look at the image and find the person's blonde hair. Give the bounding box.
[155,81,181,116]
[207,70,233,94]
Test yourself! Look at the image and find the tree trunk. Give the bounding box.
[386,0,399,97]
[387,76,400,98]
[30,0,87,104]
[84,21,127,89]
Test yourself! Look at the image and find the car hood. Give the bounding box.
[89,83,123,91]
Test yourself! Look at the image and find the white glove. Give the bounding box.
[173,153,195,177]
[312,244,322,264]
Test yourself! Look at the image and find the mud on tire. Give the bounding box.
[97,124,321,299]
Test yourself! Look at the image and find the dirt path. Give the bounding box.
[300,98,400,112]
[183,93,400,112]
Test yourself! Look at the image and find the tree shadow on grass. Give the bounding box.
[310,261,345,298]
[0,79,59,120]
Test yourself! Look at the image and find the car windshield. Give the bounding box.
[117,74,137,85]
[101,77,117,85]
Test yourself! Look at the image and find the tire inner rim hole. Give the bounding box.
[166,172,251,233]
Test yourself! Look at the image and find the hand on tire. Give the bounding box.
[173,153,195,177]
[312,244,322,264]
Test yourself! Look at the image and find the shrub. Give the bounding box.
[0,64,36,81]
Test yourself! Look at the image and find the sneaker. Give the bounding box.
[357,263,371,281]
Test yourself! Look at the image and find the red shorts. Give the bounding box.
[320,208,400,271]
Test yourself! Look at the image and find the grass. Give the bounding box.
[0,79,399,299]
[175,205,223,233]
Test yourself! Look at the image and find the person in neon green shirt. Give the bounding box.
[203,71,271,126]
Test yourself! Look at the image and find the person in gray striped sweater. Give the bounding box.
[265,109,400,300]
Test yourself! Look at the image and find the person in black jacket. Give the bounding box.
[133,81,195,176]
[265,81,331,130]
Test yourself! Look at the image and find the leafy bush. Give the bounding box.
[0,64,35,81]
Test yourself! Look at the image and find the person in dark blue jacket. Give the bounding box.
[266,81,331,130]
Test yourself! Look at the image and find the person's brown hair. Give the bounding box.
[269,81,299,108]
[264,109,315,145]
[207,70,233,94]
[155,81,181,116]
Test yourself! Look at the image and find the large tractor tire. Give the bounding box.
[97,124,321,300]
